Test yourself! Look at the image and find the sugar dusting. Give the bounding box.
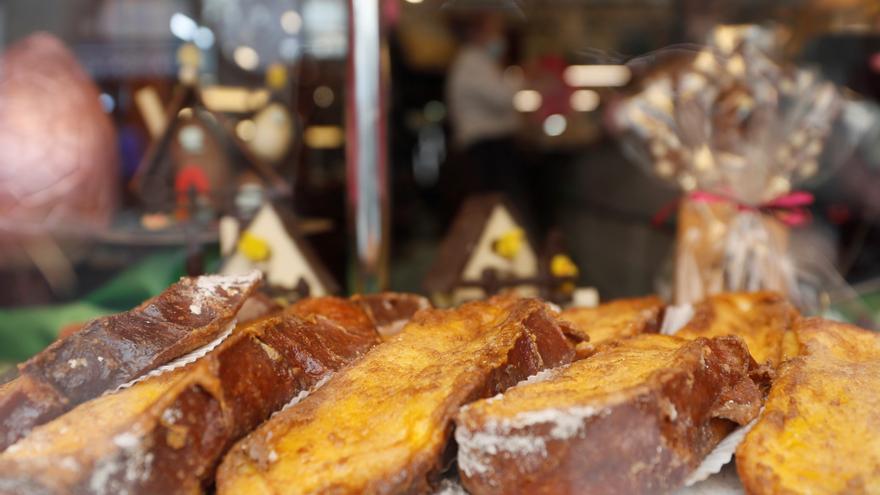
[519,367,560,386]
[456,405,601,477]
[112,432,139,449]
[68,358,87,369]
[186,270,261,315]
[161,407,182,424]
[88,428,155,495]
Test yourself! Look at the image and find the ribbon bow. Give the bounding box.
[652,191,814,227]
[690,191,814,226]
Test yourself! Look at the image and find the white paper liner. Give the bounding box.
[659,301,756,490]
[674,464,745,495]
[433,478,468,495]
[106,320,237,395]
[429,470,747,495]
[273,372,335,418]
[660,304,695,335]
[438,300,758,493]
[683,416,758,486]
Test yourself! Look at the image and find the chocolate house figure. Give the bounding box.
[424,194,579,306]
[130,84,288,215]
[219,201,339,300]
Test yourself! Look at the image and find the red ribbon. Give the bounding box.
[652,191,814,227]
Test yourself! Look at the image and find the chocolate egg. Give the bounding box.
[0,33,118,262]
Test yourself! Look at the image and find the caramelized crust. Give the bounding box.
[0,297,381,495]
[0,377,66,454]
[676,291,798,367]
[235,292,284,323]
[456,334,766,495]
[24,272,263,405]
[216,297,575,495]
[736,318,880,495]
[559,296,664,345]
[0,272,261,451]
[0,289,280,453]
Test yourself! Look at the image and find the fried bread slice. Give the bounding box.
[0,272,261,451]
[0,297,382,495]
[456,333,766,495]
[736,318,880,494]
[216,297,575,495]
[676,291,798,367]
[559,296,664,353]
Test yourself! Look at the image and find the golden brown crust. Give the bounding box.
[736,317,880,495]
[559,296,664,346]
[0,272,262,452]
[676,291,798,367]
[0,297,381,495]
[456,334,766,495]
[216,297,575,495]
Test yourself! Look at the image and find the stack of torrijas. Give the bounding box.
[0,271,263,451]
[3,284,879,495]
[217,296,575,494]
[454,292,797,494]
[0,292,429,494]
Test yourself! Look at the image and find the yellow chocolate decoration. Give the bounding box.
[493,228,525,260]
[238,231,271,262]
[551,254,579,278]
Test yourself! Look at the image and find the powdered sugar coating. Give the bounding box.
[456,405,603,477]
[88,428,155,495]
[112,432,139,449]
[68,358,87,369]
[186,270,261,315]
[519,367,560,386]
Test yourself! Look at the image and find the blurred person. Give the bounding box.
[446,14,526,203]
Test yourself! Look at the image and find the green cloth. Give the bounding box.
[0,250,218,362]
[858,291,880,313]
[826,290,880,330]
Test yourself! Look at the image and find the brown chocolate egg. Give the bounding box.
[0,33,118,261]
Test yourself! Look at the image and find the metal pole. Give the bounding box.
[346,0,389,293]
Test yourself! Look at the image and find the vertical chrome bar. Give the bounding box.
[346,0,389,293]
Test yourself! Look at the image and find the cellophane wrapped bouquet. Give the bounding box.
[616,24,867,316]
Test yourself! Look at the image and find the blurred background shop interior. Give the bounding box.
[1,0,880,357]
